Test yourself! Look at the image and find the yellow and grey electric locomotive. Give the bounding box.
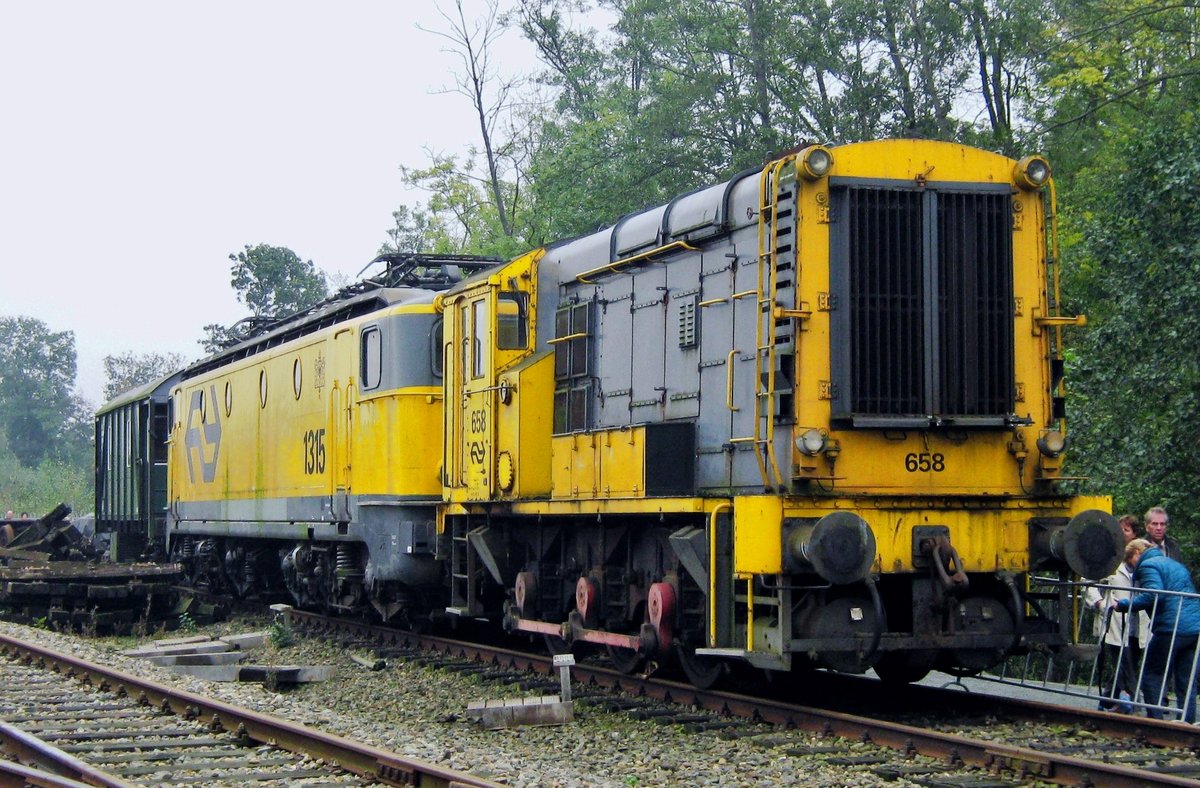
[163,255,498,623]
[98,138,1121,686]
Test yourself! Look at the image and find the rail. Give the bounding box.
[284,607,1200,786]
[0,633,500,788]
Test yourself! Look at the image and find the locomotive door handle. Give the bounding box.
[726,349,740,412]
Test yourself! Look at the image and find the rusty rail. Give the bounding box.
[0,632,499,788]
[289,608,1200,787]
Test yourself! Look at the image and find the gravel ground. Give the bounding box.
[0,615,943,787]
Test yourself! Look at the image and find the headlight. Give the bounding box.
[1014,155,1051,190]
[1036,429,1067,457]
[796,428,827,456]
[799,146,833,180]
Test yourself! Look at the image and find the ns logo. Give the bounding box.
[184,385,222,484]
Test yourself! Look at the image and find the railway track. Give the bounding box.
[285,607,1200,787]
[0,630,499,787]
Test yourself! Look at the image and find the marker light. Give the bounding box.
[799,146,834,180]
[1014,155,1052,190]
[796,428,827,456]
[1037,429,1067,457]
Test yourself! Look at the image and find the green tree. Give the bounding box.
[202,244,329,353]
[229,244,328,317]
[1063,108,1200,553]
[508,0,1053,244]
[423,0,525,239]
[1038,0,1200,184]
[0,317,89,468]
[1036,0,1200,552]
[199,323,240,355]
[102,351,186,402]
[379,204,454,255]
[0,443,93,519]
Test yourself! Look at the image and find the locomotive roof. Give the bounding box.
[183,252,502,380]
[540,163,764,275]
[95,370,183,415]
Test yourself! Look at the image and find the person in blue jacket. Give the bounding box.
[1115,538,1200,722]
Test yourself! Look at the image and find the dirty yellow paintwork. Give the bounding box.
[787,139,1062,495]
[441,249,544,504]
[550,425,660,499]
[725,493,1113,576]
[169,302,444,516]
[494,352,554,499]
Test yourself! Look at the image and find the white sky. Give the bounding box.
[0,1,561,405]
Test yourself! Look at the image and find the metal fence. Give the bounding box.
[981,576,1200,722]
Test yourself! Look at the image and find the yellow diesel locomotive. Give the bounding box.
[148,138,1121,685]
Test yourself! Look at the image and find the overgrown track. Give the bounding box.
[0,631,500,787]
[288,608,1200,787]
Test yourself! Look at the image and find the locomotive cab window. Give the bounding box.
[471,299,486,379]
[828,180,1015,428]
[496,291,528,349]
[361,326,382,390]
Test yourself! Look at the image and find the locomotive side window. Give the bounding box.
[552,300,593,433]
[496,291,528,349]
[361,326,382,390]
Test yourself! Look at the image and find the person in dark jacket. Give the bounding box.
[1115,539,1200,722]
[1144,506,1184,562]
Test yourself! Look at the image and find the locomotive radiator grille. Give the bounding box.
[846,188,925,417]
[832,183,1015,426]
[936,191,1014,417]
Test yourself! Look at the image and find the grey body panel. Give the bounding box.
[664,254,702,421]
[539,166,790,494]
[630,265,667,422]
[596,276,634,427]
[360,312,443,392]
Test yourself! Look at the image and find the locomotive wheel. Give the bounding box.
[607,645,645,674]
[676,645,727,690]
[873,650,936,685]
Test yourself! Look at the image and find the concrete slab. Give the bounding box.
[237,665,332,685]
[223,631,268,650]
[145,652,246,667]
[151,635,213,648]
[166,664,243,681]
[467,695,574,729]
[121,641,232,657]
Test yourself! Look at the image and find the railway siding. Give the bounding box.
[9,611,1199,786]
[0,623,497,787]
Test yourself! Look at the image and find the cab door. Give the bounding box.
[458,290,495,500]
[329,328,353,521]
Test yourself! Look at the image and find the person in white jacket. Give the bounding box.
[1086,521,1152,712]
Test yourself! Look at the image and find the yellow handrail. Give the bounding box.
[574,240,698,284]
[752,157,791,491]
[546,332,588,345]
[708,502,732,648]
[725,349,740,412]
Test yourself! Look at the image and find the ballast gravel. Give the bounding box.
[0,617,935,787]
